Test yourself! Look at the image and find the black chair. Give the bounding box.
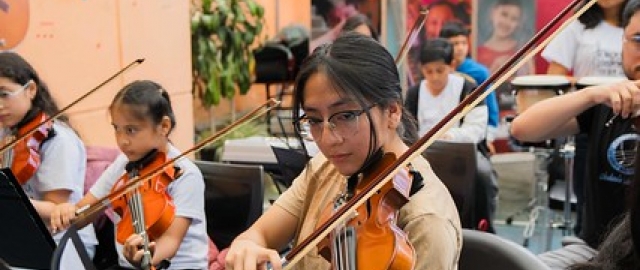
[460,229,551,270]
[270,146,308,192]
[0,259,9,270]
[423,141,477,229]
[194,161,265,249]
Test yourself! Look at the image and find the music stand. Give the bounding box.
[0,168,55,269]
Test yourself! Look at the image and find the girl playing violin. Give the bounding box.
[50,80,209,270]
[225,33,462,270]
[0,52,98,268]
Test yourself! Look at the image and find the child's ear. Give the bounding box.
[26,81,37,100]
[160,116,172,137]
[388,102,402,129]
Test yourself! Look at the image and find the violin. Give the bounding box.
[277,1,596,269]
[1,111,53,184]
[317,153,415,270]
[110,149,177,270]
[110,149,177,244]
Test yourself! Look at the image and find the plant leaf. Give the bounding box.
[192,0,265,108]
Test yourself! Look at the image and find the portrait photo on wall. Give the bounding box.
[406,0,472,86]
[474,0,536,76]
[310,0,382,49]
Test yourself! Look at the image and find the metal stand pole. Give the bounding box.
[560,136,575,236]
[523,148,552,253]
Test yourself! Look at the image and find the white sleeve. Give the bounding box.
[541,21,582,69]
[35,131,86,192]
[445,105,488,143]
[486,126,497,142]
[168,161,206,222]
[89,154,127,199]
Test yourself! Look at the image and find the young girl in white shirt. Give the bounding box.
[50,80,208,270]
[0,51,98,269]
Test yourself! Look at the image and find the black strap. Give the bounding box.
[125,149,158,173]
[408,168,424,196]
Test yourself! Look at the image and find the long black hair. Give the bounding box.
[110,80,176,135]
[0,52,68,126]
[292,32,419,168]
[579,0,629,29]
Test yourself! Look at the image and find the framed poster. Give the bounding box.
[406,0,472,86]
[311,0,383,43]
[474,0,536,75]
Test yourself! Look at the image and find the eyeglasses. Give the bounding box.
[623,34,640,51]
[0,81,31,100]
[295,104,376,140]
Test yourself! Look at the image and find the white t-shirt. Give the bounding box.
[542,20,624,77]
[417,74,488,143]
[90,144,208,270]
[22,121,98,247]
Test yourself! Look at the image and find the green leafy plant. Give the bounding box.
[191,0,265,106]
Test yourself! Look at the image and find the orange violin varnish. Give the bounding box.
[5,112,53,184]
[317,153,416,270]
[110,151,177,244]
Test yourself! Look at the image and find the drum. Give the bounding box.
[575,76,626,89]
[510,75,572,150]
[511,75,572,114]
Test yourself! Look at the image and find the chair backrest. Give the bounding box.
[194,160,265,249]
[423,141,477,228]
[271,146,308,188]
[460,229,551,270]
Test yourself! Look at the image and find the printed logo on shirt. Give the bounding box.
[595,47,624,77]
[601,133,640,184]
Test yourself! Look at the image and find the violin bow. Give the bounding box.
[280,0,595,268]
[0,59,144,157]
[394,9,428,65]
[72,98,281,227]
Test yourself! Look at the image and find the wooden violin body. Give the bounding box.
[2,111,53,184]
[110,151,177,244]
[318,153,415,270]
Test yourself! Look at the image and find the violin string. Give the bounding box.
[127,178,152,270]
[135,192,153,269]
[338,229,343,270]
